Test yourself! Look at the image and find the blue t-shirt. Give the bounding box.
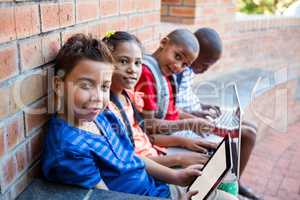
[41,109,170,198]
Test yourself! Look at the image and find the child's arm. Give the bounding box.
[178,109,197,119]
[142,110,214,135]
[151,135,218,153]
[139,155,202,187]
[148,152,209,168]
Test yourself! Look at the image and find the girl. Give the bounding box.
[103,31,217,168]
[41,33,203,200]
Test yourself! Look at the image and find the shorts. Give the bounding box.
[169,185,238,200]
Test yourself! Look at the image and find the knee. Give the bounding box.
[241,126,257,145]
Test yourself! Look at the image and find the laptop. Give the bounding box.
[212,84,242,178]
[187,136,232,200]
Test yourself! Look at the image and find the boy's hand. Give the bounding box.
[182,138,218,153]
[189,118,215,133]
[174,164,202,186]
[201,104,221,118]
[178,152,209,168]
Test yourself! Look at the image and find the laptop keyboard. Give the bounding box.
[214,109,239,130]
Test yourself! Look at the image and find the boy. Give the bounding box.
[175,28,261,200]
[135,29,215,136]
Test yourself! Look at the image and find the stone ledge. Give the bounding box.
[16,179,168,200]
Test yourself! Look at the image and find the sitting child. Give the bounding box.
[41,33,207,200]
[175,28,261,200]
[102,31,217,168]
[134,29,215,136]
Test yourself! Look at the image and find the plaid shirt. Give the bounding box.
[176,67,202,112]
[41,110,170,198]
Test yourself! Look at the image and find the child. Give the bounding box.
[175,28,261,200]
[41,33,214,200]
[102,31,217,168]
[134,29,215,136]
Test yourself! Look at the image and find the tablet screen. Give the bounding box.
[188,138,230,200]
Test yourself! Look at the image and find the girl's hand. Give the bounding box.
[173,164,202,186]
[182,138,218,153]
[181,190,199,200]
[178,152,209,168]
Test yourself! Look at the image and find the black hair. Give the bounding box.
[54,33,114,79]
[194,28,222,58]
[167,29,200,54]
[102,31,143,52]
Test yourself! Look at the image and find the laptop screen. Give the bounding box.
[188,137,231,200]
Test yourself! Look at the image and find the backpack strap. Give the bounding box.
[143,54,169,119]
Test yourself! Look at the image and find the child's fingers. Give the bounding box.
[187,164,204,171]
[192,144,207,153]
[187,169,202,177]
[183,190,198,200]
[213,106,222,116]
[197,140,218,149]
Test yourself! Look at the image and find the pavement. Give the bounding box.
[240,120,300,200]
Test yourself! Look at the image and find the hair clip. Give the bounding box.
[105,30,116,38]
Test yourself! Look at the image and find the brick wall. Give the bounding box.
[0,0,160,199]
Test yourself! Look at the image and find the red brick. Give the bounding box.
[143,12,160,26]
[119,0,135,14]
[40,2,75,32]
[15,4,40,39]
[202,7,219,16]
[137,27,154,43]
[12,70,47,109]
[100,0,119,16]
[141,0,156,11]
[0,126,5,158]
[40,3,59,32]
[15,144,28,174]
[62,27,89,44]
[8,162,40,200]
[169,6,195,17]
[0,86,11,119]
[0,155,17,191]
[128,14,144,30]
[28,130,44,164]
[19,37,44,71]
[183,0,196,5]
[24,98,49,136]
[155,0,161,10]
[0,7,16,43]
[0,44,18,82]
[161,5,169,16]
[87,24,101,38]
[76,0,99,23]
[0,83,20,119]
[99,17,129,36]
[8,83,22,117]
[41,33,61,63]
[7,113,24,151]
[59,2,75,27]
[162,0,182,4]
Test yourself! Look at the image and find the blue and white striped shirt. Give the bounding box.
[176,67,202,112]
[41,110,170,198]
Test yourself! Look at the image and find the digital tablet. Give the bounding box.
[187,136,232,200]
